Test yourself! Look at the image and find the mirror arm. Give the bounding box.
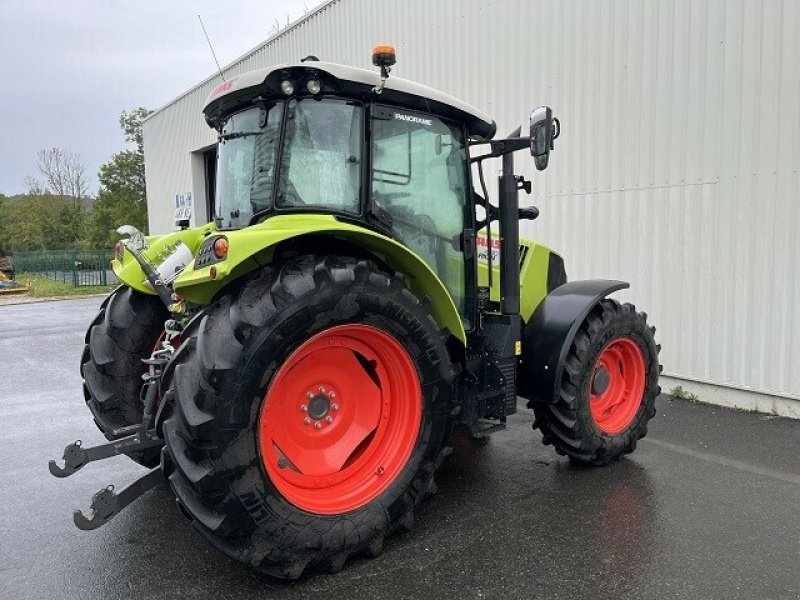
[491,137,530,156]
[468,137,531,163]
[490,137,532,158]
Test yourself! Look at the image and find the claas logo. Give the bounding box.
[210,79,234,98]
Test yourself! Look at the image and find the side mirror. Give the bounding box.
[434,134,452,156]
[530,106,559,171]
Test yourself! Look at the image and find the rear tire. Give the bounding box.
[162,255,456,578]
[81,286,168,467]
[533,299,661,465]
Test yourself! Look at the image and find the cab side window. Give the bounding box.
[371,108,469,322]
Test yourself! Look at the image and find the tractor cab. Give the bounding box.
[201,50,555,332]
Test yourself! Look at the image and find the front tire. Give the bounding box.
[163,255,455,578]
[533,299,661,465]
[81,286,168,467]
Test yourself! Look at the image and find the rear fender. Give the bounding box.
[171,214,467,343]
[518,280,629,404]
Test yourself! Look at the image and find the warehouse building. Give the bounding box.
[142,0,800,417]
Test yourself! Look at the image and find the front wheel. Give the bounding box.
[533,299,661,465]
[162,255,456,578]
[81,286,168,467]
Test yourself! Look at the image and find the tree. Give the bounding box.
[0,194,8,255]
[32,147,88,207]
[120,107,151,153]
[87,107,153,248]
[97,150,145,202]
[2,193,52,251]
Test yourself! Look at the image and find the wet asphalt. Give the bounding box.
[0,297,798,600]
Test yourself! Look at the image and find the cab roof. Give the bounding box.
[202,61,496,140]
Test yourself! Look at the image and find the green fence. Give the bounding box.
[12,250,116,286]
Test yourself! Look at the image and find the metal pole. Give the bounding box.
[498,152,520,315]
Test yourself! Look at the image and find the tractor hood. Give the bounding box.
[202,61,497,140]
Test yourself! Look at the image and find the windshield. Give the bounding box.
[214,98,363,229]
[215,103,282,228]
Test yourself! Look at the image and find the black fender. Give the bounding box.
[518,280,629,404]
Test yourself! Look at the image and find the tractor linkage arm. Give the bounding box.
[71,468,165,531]
[49,334,176,530]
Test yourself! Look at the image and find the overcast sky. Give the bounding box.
[0,0,320,196]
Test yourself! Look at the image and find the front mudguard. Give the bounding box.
[518,280,629,404]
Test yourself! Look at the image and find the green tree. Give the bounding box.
[4,193,51,251]
[0,194,8,255]
[88,107,153,247]
[88,188,149,248]
[12,192,86,251]
[120,107,151,153]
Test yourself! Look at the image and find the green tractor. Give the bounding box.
[50,47,660,579]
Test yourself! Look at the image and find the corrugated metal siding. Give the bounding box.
[143,0,800,401]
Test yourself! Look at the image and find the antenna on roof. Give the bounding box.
[197,15,225,81]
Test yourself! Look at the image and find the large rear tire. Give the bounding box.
[81,286,168,467]
[533,299,661,465]
[162,255,456,578]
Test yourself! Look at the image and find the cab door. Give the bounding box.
[370,105,473,327]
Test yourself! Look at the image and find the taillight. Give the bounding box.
[213,237,229,259]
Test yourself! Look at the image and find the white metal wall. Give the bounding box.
[143,0,800,403]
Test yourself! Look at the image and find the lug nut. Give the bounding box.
[307,391,314,399]
[314,421,322,430]
[300,404,308,412]
[304,417,312,425]
[326,416,334,423]
[329,391,336,399]
[331,403,339,411]
[318,386,326,394]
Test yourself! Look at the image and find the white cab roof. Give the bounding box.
[203,61,496,139]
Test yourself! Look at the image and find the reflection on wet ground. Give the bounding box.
[1,297,798,600]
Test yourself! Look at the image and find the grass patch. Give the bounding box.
[17,273,116,298]
[669,385,699,402]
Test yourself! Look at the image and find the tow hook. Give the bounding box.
[71,468,164,530]
[48,433,163,478]
[49,334,175,530]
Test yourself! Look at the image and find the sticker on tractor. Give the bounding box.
[394,113,432,126]
[476,234,500,264]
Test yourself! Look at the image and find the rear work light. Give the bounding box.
[306,79,321,94]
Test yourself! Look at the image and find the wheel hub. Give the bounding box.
[307,393,331,420]
[592,367,611,395]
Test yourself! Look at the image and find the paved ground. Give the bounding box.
[1,297,798,600]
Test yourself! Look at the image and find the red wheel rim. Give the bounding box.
[589,337,646,435]
[258,324,422,514]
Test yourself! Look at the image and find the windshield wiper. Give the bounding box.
[219,131,263,142]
